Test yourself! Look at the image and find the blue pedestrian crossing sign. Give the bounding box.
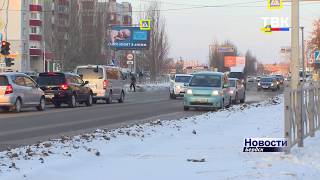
[315,51,320,63]
[267,0,283,10]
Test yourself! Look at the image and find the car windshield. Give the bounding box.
[77,67,103,79]
[260,78,273,82]
[228,80,236,87]
[189,74,221,87]
[175,76,191,83]
[0,75,8,86]
[228,72,244,79]
[37,74,66,86]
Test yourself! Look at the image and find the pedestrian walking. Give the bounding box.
[130,73,136,92]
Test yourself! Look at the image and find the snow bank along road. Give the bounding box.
[0,82,282,151]
[1,96,319,180]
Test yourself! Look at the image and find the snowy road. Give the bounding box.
[0,82,283,151]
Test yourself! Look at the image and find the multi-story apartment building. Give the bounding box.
[43,0,70,72]
[0,0,47,72]
[0,0,132,72]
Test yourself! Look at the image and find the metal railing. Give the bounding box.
[284,82,320,153]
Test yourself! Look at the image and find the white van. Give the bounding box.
[75,65,126,104]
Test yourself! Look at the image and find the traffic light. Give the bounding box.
[1,41,10,55]
[4,58,14,67]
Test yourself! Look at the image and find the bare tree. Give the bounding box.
[209,40,239,72]
[140,2,170,82]
[63,0,81,71]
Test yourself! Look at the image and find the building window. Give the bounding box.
[30,0,38,4]
[30,12,39,19]
[30,26,40,34]
[29,41,41,49]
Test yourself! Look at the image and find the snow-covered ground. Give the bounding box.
[125,82,169,92]
[1,97,320,180]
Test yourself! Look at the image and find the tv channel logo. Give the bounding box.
[243,138,287,152]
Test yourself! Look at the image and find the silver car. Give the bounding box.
[228,78,246,104]
[75,65,126,104]
[0,73,45,112]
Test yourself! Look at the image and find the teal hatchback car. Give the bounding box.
[183,72,232,111]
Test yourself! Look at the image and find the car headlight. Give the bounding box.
[212,90,219,96]
[258,82,261,86]
[186,89,193,95]
[277,81,279,85]
[229,90,234,94]
[271,83,274,86]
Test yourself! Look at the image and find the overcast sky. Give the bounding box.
[118,0,320,64]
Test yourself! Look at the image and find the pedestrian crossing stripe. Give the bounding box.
[140,20,151,30]
[267,0,282,10]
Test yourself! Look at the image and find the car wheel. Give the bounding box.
[12,98,22,113]
[85,94,93,106]
[118,91,124,103]
[68,94,77,108]
[183,106,189,111]
[37,97,46,111]
[53,101,61,108]
[170,93,176,99]
[106,93,112,104]
[226,97,231,108]
[220,99,224,109]
[233,93,238,104]
[2,107,10,112]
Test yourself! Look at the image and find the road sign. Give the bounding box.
[127,61,134,65]
[315,51,320,63]
[267,0,283,10]
[217,47,235,53]
[126,53,134,60]
[140,20,151,30]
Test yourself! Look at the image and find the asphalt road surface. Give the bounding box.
[0,82,284,150]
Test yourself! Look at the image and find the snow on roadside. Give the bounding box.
[0,96,320,180]
[124,82,169,92]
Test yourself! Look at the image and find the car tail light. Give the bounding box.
[60,84,69,90]
[103,80,108,89]
[5,84,13,94]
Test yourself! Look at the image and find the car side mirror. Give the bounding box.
[184,83,189,86]
[79,74,83,79]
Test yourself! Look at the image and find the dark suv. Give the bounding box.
[37,72,93,108]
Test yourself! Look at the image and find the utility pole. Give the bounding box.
[290,0,300,90]
[301,27,305,82]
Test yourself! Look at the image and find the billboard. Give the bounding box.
[107,26,150,50]
[224,56,245,68]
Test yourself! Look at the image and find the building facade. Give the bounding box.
[0,0,46,72]
[0,0,132,72]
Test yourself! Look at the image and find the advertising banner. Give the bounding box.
[107,26,150,50]
[224,56,246,68]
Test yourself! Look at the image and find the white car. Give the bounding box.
[169,74,192,99]
[228,78,246,104]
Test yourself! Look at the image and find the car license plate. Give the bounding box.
[262,86,268,88]
[195,98,208,103]
[45,94,54,99]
